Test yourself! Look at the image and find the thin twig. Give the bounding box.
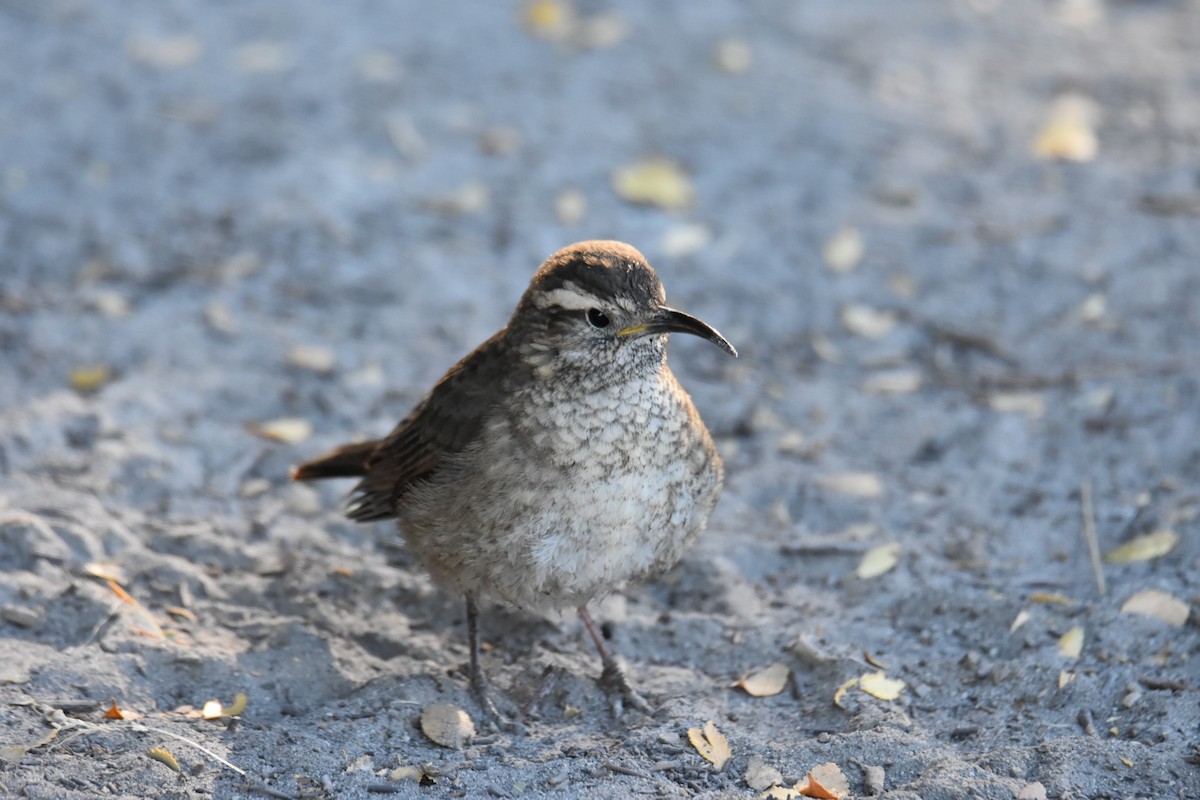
[604,761,654,780]
[1080,481,1106,596]
[237,783,300,800]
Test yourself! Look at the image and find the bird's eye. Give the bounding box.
[586,308,611,329]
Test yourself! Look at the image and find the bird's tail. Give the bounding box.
[290,440,381,481]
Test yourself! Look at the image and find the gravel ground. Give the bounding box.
[2,1,1199,798]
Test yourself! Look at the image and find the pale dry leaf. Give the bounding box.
[1033,93,1099,162]
[201,700,223,720]
[660,223,711,257]
[555,188,587,225]
[249,417,313,444]
[286,344,336,374]
[1104,530,1179,564]
[988,392,1045,418]
[735,663,790,697]
[1009,609,1032,633]
[858,672,905,701]
[345,754,374,772]
[744,754,783,791]
[611,157,694,210]
[1058,669,1075,689]
[1017,781,1048,800]
[822,227,864,273]
[687,720,731,771]
[389,765,429,782]
[125,34,202,69]
[855,544,901,580]
[862,369,922,395]
[1120,589,1190,627]
[839,304,896,339]
[816,472,883,499]
[713,37,752,74]
[204,301,239,335]
[1058,626,1084,660]
[420,703,475,749]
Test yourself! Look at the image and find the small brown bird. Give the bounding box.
[292,240,735,718]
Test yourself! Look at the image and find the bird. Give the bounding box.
[291,240,736,719]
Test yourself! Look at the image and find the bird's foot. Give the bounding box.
[597,661,654,718]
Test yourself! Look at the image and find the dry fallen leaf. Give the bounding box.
[839,304,896,339]
[822,227,864,273]
[286,344,336,374]
[202,693,248,720]
[248,417,313,444]
[1104,530,1179,564]
[861,369,921,395]
[125,34,202,69]
[70,364,112,393]
[147,747,182,773]
[988,392,1045,418]
[611,157,694,210]
[1028,592,1076,606]
[1058,626,1084,660]
[832,677,857,709]
[1120,589,1190,627]
[816,472,883,499]
[1058,669,1075,689]
[687,720,731,771]
[744,755,783,791]
[735,663,790,697]
[1033,93,1099,162]
[1009,609,1032,633]
[713,37,752,73]
[796,762,850,799]
[420,703,475,749]
[104,700,125,720]
[855,544,901,580]
[859,672,905,701]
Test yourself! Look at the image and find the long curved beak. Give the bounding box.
[619,307,738,357]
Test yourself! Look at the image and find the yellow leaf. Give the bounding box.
[1104,530,1179,564]
[524,0,570,36]
[1058,626,1084,660]
[1120,589,1190,627]
[611,158,694,210]
[1119,755,1134,767]
[687,720,731,771]
[832,677,857,709]
[735,663,790,697]
[147,747,181,773]
[223,692,248,717]
[859,672,905,701]
[855,544,901,580]
[1033,94,1098,162]
[70,364,112,392]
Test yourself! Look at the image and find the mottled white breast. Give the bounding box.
[399,367,722,612]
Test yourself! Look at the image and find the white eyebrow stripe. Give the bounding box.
[534,284,604,311]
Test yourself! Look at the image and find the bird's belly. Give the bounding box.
[399,385,721,611]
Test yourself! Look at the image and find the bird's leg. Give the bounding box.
[465,594,502,725]
[578,605,653,716]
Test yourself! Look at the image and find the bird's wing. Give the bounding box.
[345,329,511,522]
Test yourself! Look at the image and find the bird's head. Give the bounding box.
[509,241,736,379]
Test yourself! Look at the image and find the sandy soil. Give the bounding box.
[2,1,1199,798]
